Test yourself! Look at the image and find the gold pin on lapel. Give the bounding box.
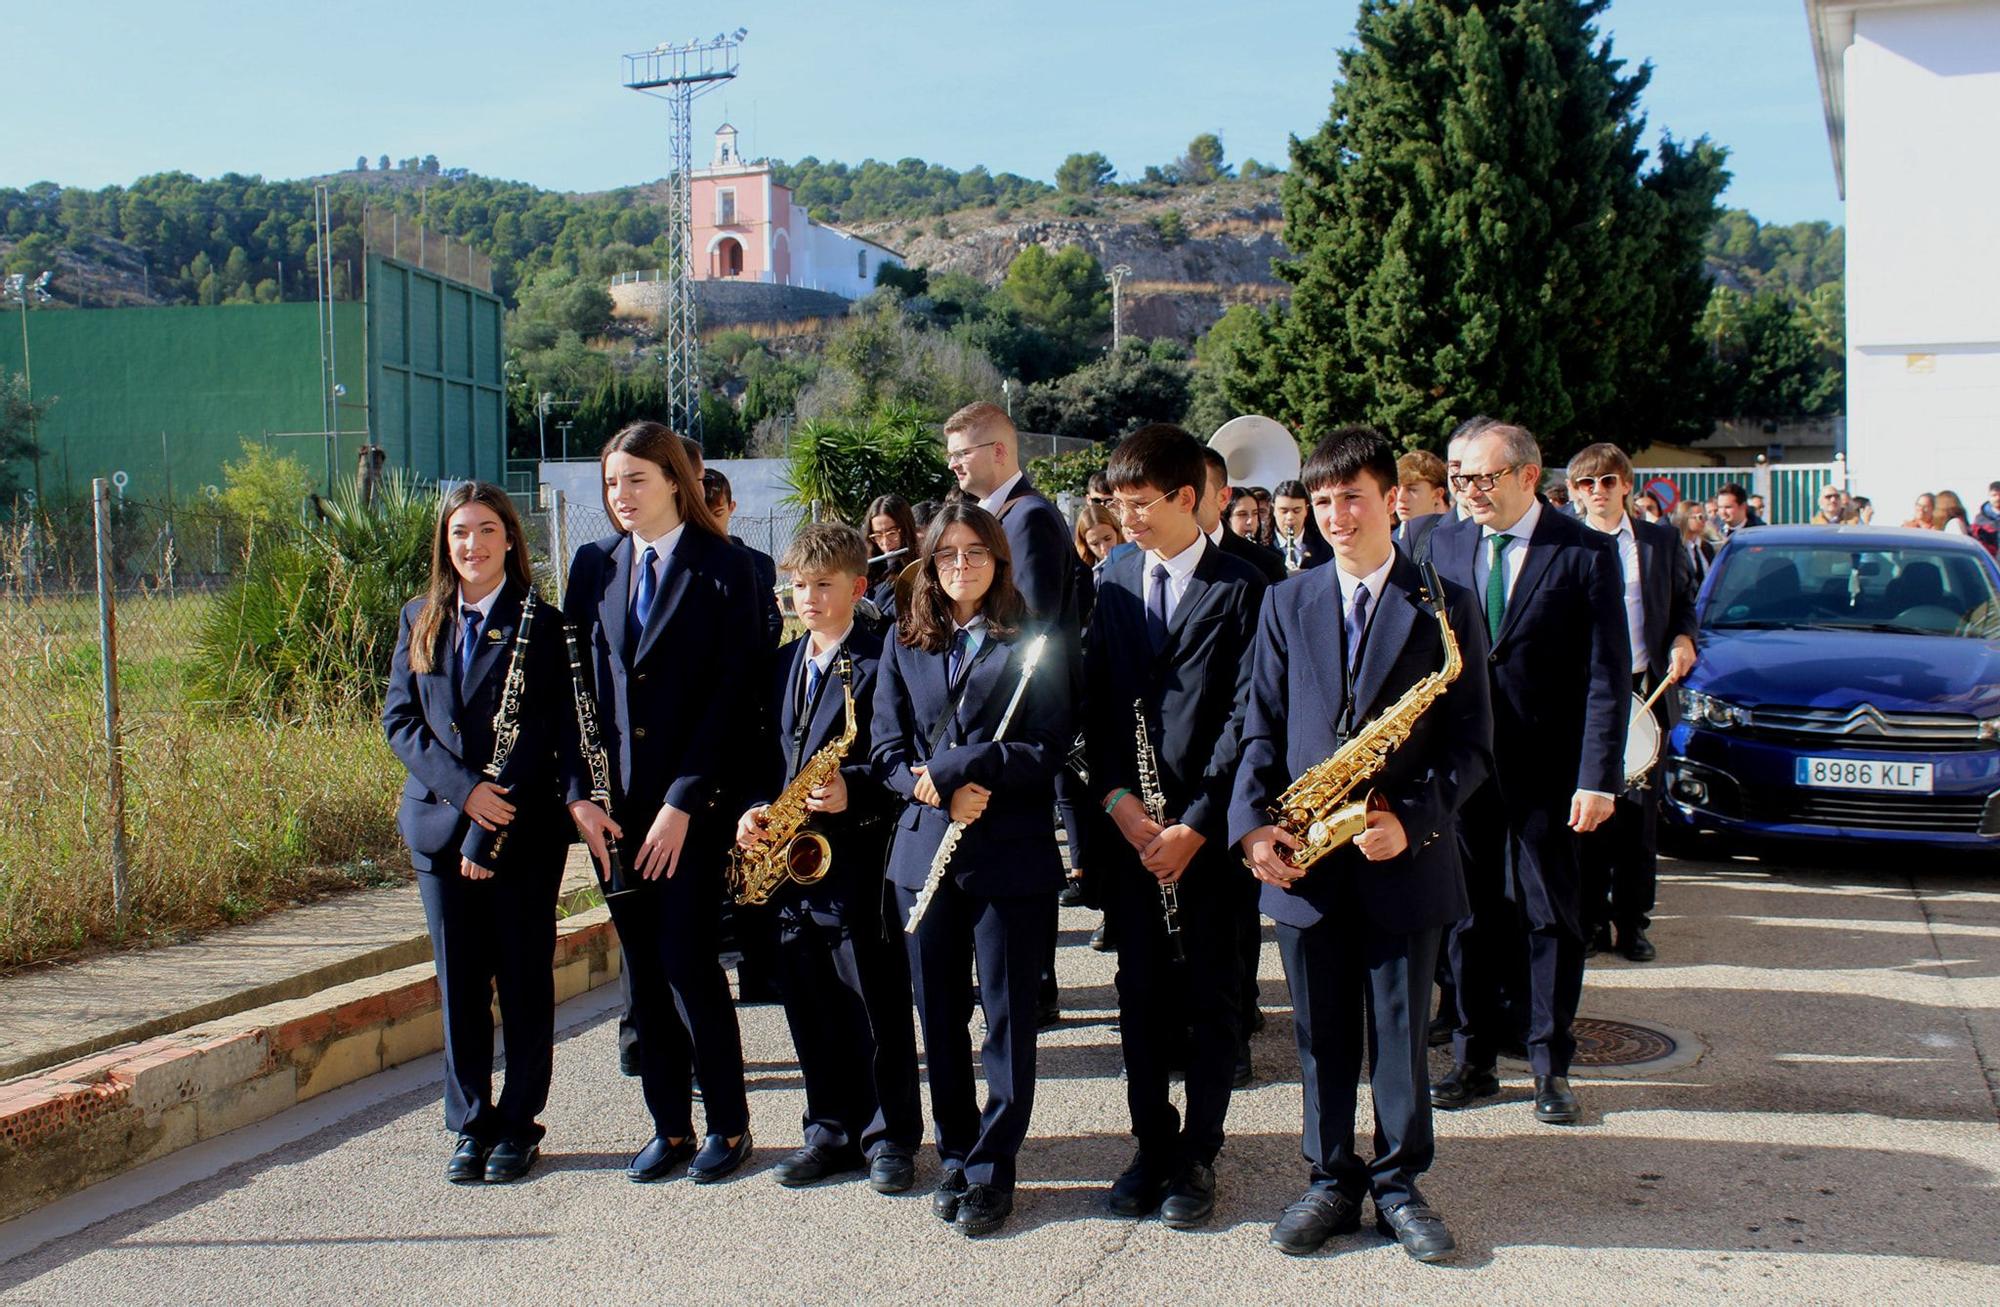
[486,627,504,641]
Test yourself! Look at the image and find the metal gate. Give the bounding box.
[1632,458,1849,525]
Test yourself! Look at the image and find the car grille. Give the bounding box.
[1743,703,1992,753]
[1742,787,1992,834]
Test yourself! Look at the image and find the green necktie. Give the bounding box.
[1486,533,1511,644]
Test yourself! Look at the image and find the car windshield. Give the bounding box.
[1704,542,2000,638]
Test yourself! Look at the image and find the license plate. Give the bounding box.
[1794,757,1934,792]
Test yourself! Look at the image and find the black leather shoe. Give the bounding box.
[484,1137,538,1184]
[1429,1063,1501,1110]
[1376,1200,1457,1262]
[1089,921,1113,951]
[1268,1189,1361,1255]
[1058,879,1087,908]
[1618,928,1657,962]
[1160,1161,1216,1229]
[1106,1153,1171,1217]
[626,1135,696,1183]
[1534,1074,1581,1125]
[688,1130,754,1183]
[932,1168,968,1222]
[1036,999,1062,1030]
[954,1183,1013,1236]
[1586,922,1613,958]
[869,1148,916,1194]
[618,1044,642,1077]
[446,1135,489,1184]
[772,1144,861,1187]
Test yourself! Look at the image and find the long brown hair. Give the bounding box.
[1072,503,1123,564]
[897,502,1029,653]
[599,421,722,539]
[409,481,533,674]
[863,493,920,584]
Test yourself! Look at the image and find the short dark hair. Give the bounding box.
[700,467,733,511]
[1988,481,2000,494]
[1106,423,1206,501]
[1716,482,1748,505]
[1248,486,1271,504]
[1273,479,1308,501]
[1087,469,1112,497]
[1301,424,1397,496]
[1199,444,1229,490]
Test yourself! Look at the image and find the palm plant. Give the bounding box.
[783,404,952,524]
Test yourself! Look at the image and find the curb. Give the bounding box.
[0,907,620,1224]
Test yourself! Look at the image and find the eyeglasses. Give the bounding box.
[1570,474,1623,491]
[1108,489,1173,523]
[1448,465,1521,493]
[867,528,902,543]
[934,547,994,571]
[1086,494,1114,507]
[944,441,1002,468]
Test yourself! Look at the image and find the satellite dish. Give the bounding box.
[1208,415,1301,489]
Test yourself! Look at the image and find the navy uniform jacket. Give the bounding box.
[744,622,896,910]
[870,627,1070,898]
[994,475,1078,632]
[1393,512,1447,560]
[732,534,786,652]
[383,580,572,874]
[1219,527,1289,586]
[1083,539,1267,852]
[1632,515,1700,727]
[560,527,763,824]
[1227,554,1495,934]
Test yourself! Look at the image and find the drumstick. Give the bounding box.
[1639,671,1677,715]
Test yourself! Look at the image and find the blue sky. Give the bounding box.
[4,0,1841,224]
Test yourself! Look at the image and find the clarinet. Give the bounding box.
[1133,698,1187,963]
[561,618,635,900]
[484,590,537,780]
[904,634,1049,934]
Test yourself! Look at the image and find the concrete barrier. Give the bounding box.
[0,908,621,1223]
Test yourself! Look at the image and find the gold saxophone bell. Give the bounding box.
[785,831,832,885]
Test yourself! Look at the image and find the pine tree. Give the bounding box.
[1229,0,1729,455]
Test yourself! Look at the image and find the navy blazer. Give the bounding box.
[995,475,1079,633]
[733,535,786,652]
[1393,512,1447,560]
[1632,516,1699,724]
[1219,526,1289,586]
[560,526,763,825]
[1084,538,1267,851]
[870,626,1070,897]
[1428,504,1630,802]
[382,581,572,874]
[744,622,896,909]
[1228,554,1493,933]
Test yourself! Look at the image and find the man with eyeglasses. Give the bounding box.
[1811,485,1846,525]
[1566,443,1697,965]
[1425,423,1629,1128]
[943,402,1080,1028]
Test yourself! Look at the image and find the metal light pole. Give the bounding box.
[3,271,52,503]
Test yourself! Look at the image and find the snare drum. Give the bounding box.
[1623,692,1662,790]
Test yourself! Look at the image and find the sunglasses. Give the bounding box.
[1569,474,1623,491]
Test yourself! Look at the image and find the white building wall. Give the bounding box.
[1842,2,2000,517]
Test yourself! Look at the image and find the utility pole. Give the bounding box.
[1109,263,1133,354]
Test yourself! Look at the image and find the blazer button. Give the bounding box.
[634,727,648,739]
[1488,651,1500,664]
[450,723,460,733]
[636,672,648,683]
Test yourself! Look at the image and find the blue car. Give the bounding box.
[1662,525,2000,849]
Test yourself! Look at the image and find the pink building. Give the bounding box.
[689,125,903,300]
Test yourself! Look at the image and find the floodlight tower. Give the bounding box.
[624,29,745,447]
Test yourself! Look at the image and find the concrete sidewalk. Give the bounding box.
[2,849,1996,1304]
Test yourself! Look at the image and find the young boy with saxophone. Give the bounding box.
[735,523,921,1193]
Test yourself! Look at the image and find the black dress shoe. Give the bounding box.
[1036,999,1062,1030]
[1106,1153,1171,1217]
[1429,1063,1501,1110]
[1376,1200,1457,1262]
[1534,1074,1581,1125]
[626,1135,696,1183]
[772,1144,861,1187]
[1160,1161,1216,1229]
[484,1137,539,1184]
[688,1130,753,1183]
[1268,1189,1361,1255]
[619,1044,642,1077]
[1586,922,1613,958]
[1089,921,1113,952]
[954,1183,1013,1237]
[932,1168,969,1222]
[1058,879,1087,908]
[868,1148,916,1194]
[446,1135,490,1185]
[1618,928,1657,962]
[1233,1046,1254,1089]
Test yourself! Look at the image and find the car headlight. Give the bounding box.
[1982,717,2000,743]
[1680,689,1749,729]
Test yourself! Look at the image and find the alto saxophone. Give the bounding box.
[1252,560,1464,873]
[1133,699,1187,963]
[729,653,857,906]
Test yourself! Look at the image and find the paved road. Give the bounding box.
[3,852,1996,1305]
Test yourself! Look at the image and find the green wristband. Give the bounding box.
[1102,788,1131,815]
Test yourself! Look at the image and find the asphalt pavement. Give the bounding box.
[2,848,1996,1305]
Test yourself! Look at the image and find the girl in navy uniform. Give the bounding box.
[383,481,571,1185]
[870,502,1069,1238]
[564,421,762,1185]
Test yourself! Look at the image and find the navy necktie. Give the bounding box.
[805,658,822,714]
[947,628,971,689]
[1145,563,1170,654]
[632,545,659,631]
[457,605,481,688]
[1344,583,1371,671]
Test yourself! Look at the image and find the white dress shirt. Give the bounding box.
[1332,552,1396,647]
[455,581,504,642]
[627,522,687,601]
[977,471,1025,517]
[796,623,853,716]
[1587,512,1649,674]
[1143,533,1208,625]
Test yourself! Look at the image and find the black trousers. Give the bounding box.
[772,894,923,1159]
[1580,673,1663,938]
[607,823,750,1140]
[1111,857,1242,1166]
[416,854,562,1144]
[897,879,1054,1192]
[1278,915,1440,1207]
[1237,875,1264,1029]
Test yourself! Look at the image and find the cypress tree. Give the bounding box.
[1229,0,1729,455]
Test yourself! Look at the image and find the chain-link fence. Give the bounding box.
[525,489,809,606]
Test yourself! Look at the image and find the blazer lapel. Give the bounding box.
[599,536,633,666]
[633,531,696,665]
[1349,556,1421,722]
[1497,511,1560,646]
[779,638,810,743]
[947,636,1009,743]
[802,646,849,761]
[1163,552,1217,648]
[1298,573,1349,731]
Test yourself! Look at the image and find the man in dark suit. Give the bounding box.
[1271,479,1332,572]
[1714,482,1763,537]
[1087,423,1267,1229]
[1566,444,1699,963]
[1427,423,1630,1127]
[943,402,1078,1028]
[1233,428,1492,1262]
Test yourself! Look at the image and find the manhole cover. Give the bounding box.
[1571,1017,1677,1068]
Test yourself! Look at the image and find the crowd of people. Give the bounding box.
[378,402,1985,1265]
